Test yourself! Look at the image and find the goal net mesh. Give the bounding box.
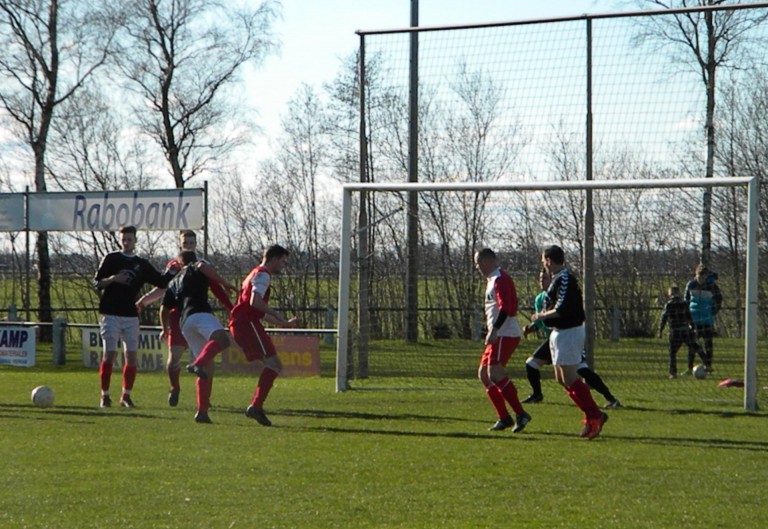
[336,6,767,408]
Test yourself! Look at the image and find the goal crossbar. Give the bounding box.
[335,177,760,412]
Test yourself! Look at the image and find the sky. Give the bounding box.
[245,0,614,155]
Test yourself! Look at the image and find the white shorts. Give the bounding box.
[99,315,140,352]
[549,325,586,366]
[181,312,225,359]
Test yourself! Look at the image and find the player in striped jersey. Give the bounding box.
[522,268,621,408]
[531,245,607,439]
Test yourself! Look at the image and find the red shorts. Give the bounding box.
[229,318,276,361]
[168,309,188,348]
[480,336,521,367]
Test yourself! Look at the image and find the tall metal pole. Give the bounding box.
[743,176,759,411]
[24,185,30,321]
[405,0,419,342]
[203,180,209,259]
[357,34,370,379]
[336,188,353,392]
[583,18,596,365]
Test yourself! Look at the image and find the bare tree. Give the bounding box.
[45,86,162,303]
[117,0,279,187]
[0,0,119,334]
[632,0,768,265]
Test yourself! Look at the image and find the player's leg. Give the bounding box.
[668,333,683,377]
[488,337,529,432]
[185,314,227,423]
[119,318,140,408]
[98,315,119,408]
[166,309,187,406]
[523,340,551,402]
[699,325,714,370]
[479,344,512,430]
[246,323,282,427]
[552,328,605,439]
[685,331,707,368]
[186,319,229,378]
[166,345,185,406]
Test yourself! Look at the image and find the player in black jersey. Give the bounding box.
[161,251,238,423]
[93,226,174,408]
[531,245,607,439]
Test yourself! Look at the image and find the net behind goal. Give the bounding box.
[334,178,760,412]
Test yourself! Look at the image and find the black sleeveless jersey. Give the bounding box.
[162,264,213,325]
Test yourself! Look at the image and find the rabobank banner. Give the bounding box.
[0,194,25,231]
[28,189,204,231]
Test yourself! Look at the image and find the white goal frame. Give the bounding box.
[335,177,760,412]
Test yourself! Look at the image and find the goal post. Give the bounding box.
[335,176,760,412]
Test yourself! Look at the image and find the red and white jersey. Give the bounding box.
[230,265,271,322]
[484,267,521,338]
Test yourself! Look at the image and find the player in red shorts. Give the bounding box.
[187,244,299,426]
[136,230,233,406]
[474,248,531,433]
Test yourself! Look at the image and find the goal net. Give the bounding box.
[335,5,768,411]
[335,178,760,413]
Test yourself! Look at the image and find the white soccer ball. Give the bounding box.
[31,385,55,408]
[693,364,708,380]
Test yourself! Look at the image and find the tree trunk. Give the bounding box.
[701,9,717,266]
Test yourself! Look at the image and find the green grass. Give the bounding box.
[1,339,766,529]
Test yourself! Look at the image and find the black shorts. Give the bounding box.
[531,339,552,365]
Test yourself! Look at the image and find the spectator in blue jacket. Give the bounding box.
[684,264,722,373]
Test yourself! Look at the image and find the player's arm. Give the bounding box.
[159,304,171,343]
[195,262,237,292]
[251,292,299,328]
[93,255,130,290]
[143,260,175,289]
[525,292,548,335]
[532,287,560,322]
[209,281,234,311]
[658,304,668,337]
[712,282,723,316]
[159,289,176,343]
[136,287,165,311]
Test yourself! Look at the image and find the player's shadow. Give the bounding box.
[606,433,768,453]
[281,424,539,442]
[0,403,170,422]
[275,407,480,425]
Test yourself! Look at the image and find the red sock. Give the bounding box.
[193,339,225,367]
[168,366,181,391]
[196,377,212,413]
[498,377,524,414]
[567,380,601,420]
[252,367,279,408]
[99,361,113,392]
[485,384,509,419]
[122,365,137,392]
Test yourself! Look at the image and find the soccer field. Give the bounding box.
[1,339,766,529]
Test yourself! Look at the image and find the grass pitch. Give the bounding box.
[1,339,766,529]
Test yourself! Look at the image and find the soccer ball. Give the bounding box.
[31,385,55,408]
[693,364,708,380]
